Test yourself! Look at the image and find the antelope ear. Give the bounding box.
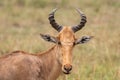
[75,36,93,44]
[40,34,58,43]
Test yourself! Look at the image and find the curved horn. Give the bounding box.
[48,8,63,32]
[72,8,87,33]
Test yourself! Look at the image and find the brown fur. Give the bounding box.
[0,46,61,80]
[0,27,76,80]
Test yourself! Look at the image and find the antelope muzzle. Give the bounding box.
[63,64,72,74]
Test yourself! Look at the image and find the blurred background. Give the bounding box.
[0,0,120,80]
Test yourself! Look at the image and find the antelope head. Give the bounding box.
[40,8,93,74]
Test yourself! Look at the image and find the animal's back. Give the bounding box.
[0,51,45,80]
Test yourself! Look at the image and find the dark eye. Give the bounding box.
[73,42,76,46]
[58,41,61,45]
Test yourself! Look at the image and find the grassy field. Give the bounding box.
[0,0,120,80]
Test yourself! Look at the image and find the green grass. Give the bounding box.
[0,0,120,80]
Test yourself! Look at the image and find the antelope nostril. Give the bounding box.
[64,64,72,72]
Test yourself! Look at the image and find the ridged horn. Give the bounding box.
[72,8,87,33]
[48,8,63,32]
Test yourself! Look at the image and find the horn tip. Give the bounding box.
[49,8,59,15]
[52,8,58,12]
[76,8,84,14]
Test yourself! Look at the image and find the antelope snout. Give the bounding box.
[63,64,72,74]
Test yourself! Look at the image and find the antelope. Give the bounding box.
[0,8,92,80]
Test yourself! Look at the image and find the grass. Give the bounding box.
[0,0,120,80]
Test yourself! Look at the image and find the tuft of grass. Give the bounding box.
[29,0,48,8]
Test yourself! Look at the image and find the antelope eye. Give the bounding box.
[73,42,76,46]
[58,41,61,45]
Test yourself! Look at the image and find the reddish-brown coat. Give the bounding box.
[0,27,76,80]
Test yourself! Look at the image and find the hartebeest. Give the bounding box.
[0,8,92,80]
